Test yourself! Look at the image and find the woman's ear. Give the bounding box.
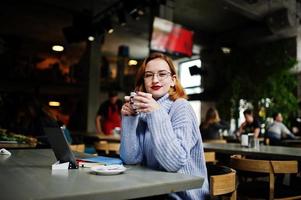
[171,75,176,87]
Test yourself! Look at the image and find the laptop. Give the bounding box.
[43,125,78,169]
[43,121,123,169]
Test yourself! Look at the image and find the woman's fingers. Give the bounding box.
[133,102,146,109]
[126,92,159,113]
[121,103,135,115]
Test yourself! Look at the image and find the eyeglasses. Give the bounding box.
[144,70,172,81]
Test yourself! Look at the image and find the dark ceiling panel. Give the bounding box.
[0,0,299,57]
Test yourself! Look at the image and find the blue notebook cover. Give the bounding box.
[77,156,123,165]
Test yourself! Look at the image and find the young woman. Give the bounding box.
[120,53,209,200]
[200,107,229,140]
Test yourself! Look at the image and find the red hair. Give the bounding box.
[135,52,187,101]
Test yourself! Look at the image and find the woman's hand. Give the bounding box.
[121,96,136,116]
[132,92,160,113]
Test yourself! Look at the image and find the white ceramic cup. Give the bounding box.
[241,134,249,147]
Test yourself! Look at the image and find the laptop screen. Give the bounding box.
[43,125,78,169]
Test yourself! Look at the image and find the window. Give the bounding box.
[178,59,202,124]
[178,59,203,95]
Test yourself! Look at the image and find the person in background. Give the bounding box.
[95,91,122,135]
[200,107,229,140]
[237,109,261,138]
[120,52,209,200]
[266,112,297,145]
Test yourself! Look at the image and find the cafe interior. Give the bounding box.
[1,0,301,199]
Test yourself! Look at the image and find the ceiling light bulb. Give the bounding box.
[52,45,64,52]
[88,36,95,41]
[108,28,114,34]
[128,59,138,66]
[49,101,60,107]
[221,47,231,54]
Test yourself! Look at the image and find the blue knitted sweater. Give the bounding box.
[120,94,209,200]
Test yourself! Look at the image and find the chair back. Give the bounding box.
[108,142,120,154]
[204,152,216,163]
[94,141,109,154]
[208,165,237,200]
[230,156,298,200]
[230,156,298,174]
[204,139,227,144]
[69,144,85,152]
[94,141,120,155]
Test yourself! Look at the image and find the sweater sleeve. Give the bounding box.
[120,115,144,164]
[146,100,198,172]
[280,123,296,139]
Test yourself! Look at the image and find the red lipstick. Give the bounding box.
[151,86,162,90]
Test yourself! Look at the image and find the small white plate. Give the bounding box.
[91,165,127,175]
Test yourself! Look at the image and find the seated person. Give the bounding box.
[266,112,296,145]
[200,108,229,140]
[237,109,260,138]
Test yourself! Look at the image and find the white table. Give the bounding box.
[0,149,203,200]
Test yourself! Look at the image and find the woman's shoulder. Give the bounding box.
[170,98,190,109]
[169,98,193,114]
[173,98,189,105]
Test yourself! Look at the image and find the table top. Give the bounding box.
[0,149,203,200]
[203,142,301,161]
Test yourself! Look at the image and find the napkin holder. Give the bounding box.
[52,160,78,170]
[241,133,255,148]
